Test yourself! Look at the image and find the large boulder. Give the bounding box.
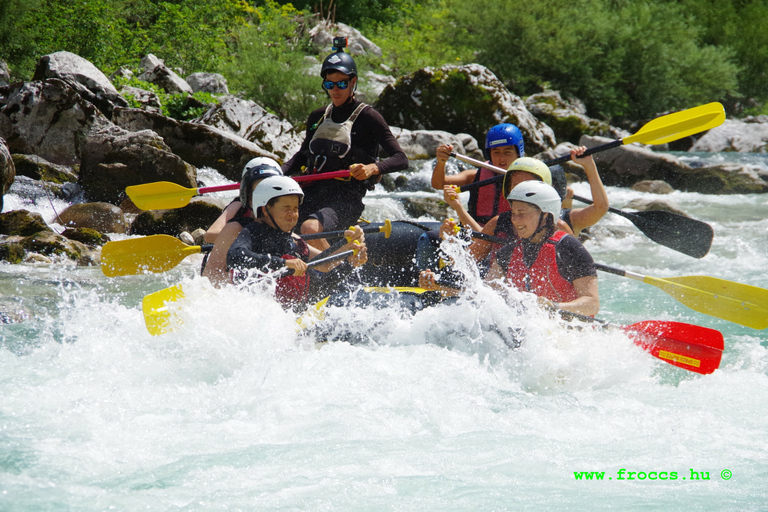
[310,22,383,57]
[524,90,614,145]
[0,61,10,87]
[192,96,301,162]
[12,154,77,183]
[391,127,481,160]
[57,202,128,233]
[138,54,193,95]
[375,64,556,155]
[581,134,768,193]
[119,85,162,114]
[130,197,223,236]
[19,229,95,264]
[689,118,768,153]
[186,72,229,95]
[113,107,280,181]
[79,125,197,204]
[1,137,14,211]
[32,51,129,119]
[0,79,112,165]
[0,209,49,236]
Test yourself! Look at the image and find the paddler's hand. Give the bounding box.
[285,258,308,277]
[344,225,365,245]
[419,269,440,291]
[349,163,379,180]
[443,185,462,209]
[348,243,367,267]
[569,145,595,167]
[537,296,559,312]
[438,217,459,239]
[436,144,453,164]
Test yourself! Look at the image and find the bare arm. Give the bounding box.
[204,201,242,243]
[568,146,608,236]
[202,222,243,287]
[431,144,478,189]
[443,185,484,233]
[551,275,600,317]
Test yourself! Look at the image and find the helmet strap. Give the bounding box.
[264,204,289,233]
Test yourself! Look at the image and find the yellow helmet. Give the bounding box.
[507,157,552,185]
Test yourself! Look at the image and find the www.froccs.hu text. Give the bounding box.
[573,469,732,481]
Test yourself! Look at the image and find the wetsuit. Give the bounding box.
[283,97,408,231]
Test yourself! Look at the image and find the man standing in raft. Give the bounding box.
[282,37,408,250]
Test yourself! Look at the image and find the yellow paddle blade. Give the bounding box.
[142,284,185,336]
[625,102,726,146]
[101,235,202,277]
[126,181,199,210]
[645,275,768,330]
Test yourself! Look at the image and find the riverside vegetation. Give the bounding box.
[2,0,768,126]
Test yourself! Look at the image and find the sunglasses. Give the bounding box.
[322,80,350,90]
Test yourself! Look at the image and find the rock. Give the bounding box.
[78,125,197,204]
[356,71,396,104]
[0,61,10,86]
[12,154,77,183]
[19,229,94,264]
[57,202,128,233]
[1,136,14,211]
[631,180,675,194]
[24,252,52,264]
[524,90,613,144]
[113,106,280,181]
[190,228,207,245]
[581,134,768,193]
[119,85,162,113]
[375,64,556,155]
[310,22,383,57]
[0,241,25,263]
[0,78,112,166]
[0,209,49,236]
[391,127,481,160]
[186,72,229,95]
[130,197,223,236]
[690,118,768,153]
[32,51,129,119]
[138,54,193,95]
[623,198,689,216]
[402,197,448,220]
[61,227,110,246]
[192,96,301,162]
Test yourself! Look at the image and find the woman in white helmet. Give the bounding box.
[227,176,367,309]
[202,157,284,286]
[420,181,599,317]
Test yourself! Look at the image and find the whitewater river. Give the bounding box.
[1,152,767,510]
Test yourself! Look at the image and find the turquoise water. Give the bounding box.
[1,154,767,510]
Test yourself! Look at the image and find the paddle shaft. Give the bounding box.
[196,170,352,195]
[277,249,355,277]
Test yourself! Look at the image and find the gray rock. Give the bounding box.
[310,22,383,57]
[623,198,688,216]
[631,180,675,194]
[375,64,556,155]
[1,137,14,212]
[130,197,223,236]
[690,118,768,153]
[524,90,614,144]
[79,125,197,204]
[138,54,193,95]
[12,154,77,183]
[57,202,128,233]
[193,96,301,162]
[0,79,112,166]
[119,85,162,113]
[113,106,280,181]
[391,127,481,160]
[0,61,10,87]
[186,72,229,95]
[32,51,129,119]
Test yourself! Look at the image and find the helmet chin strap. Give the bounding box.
[265,205,290,233]
[522,212,550,243]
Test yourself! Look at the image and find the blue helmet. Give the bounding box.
[484,123,524,160]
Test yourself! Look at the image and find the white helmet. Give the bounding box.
[251,176,304,211]
[506,180,561,221]
[240,157,283,207]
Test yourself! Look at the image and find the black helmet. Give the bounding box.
[549,164,568,200]
[239,157,282,208]
[321,50,357,78]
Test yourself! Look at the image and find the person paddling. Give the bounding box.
[281,38,408,251]
[420,181,599,317]
[227,176,367,310]
[202,158,283,287]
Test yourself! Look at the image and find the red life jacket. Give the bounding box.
[504,231,579,303]
[468,166,510,225]
[275,239,311,307]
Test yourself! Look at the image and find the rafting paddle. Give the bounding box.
[126,170,352,211]
[464,230,765,329]
[560,310,723,375]
[102,221,391,277]
[142,248,359,336]
[574,195,713,258]
[595,263,768,330]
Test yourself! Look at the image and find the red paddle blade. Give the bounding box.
[623,321,724,375]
